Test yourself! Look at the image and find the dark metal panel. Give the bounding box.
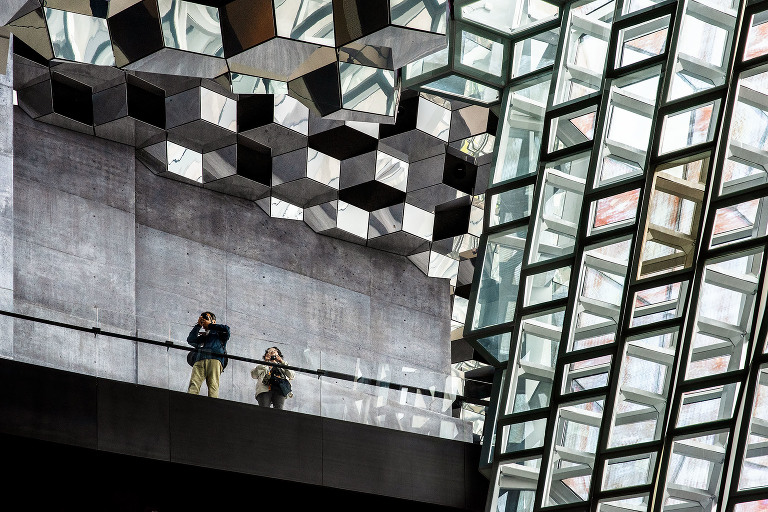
[0,358,98,448]
[321,416,473,508]
[464,443,491,511]
[96,378,171,461]
[168,392,324,485]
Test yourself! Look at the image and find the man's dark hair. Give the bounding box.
[264,346,284,359]
[201,311,216,322]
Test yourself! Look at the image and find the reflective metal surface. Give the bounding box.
[307,148,341,188]
[274,0,334,46]
[45,8,115,65]
[158,0,223,57]
[339,63,396,116]
[166,140,203,183]
[200,86,236,131]
[230,73,288,95]
[3,0,453,120]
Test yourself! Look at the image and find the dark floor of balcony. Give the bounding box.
[0,357,488,512]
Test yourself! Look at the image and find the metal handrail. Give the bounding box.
[0,308,490,406]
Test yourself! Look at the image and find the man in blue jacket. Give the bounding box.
[187,311,230,398]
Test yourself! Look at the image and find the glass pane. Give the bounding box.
[458,0,558,36]
[544,397,605,505]
[609,328,678,447]
[230,73,288,95]
[595,68,661,187]
[45,8,115,66]
[720,68,768,196]
[598,495,650,512]
[549,106,597,152]
[553,0,615,105]
[711,197,768,248]
[167,141,203,182]
[639,155,708,277]
[563,355,612,393]
[589,188,640,234]
[457,26,507,80]
[503,417,547,452]
[616,16,670,68]
[477,332,513,363]
[686,249,762,379]
[471,228,527,330]
[200,87,236,131]
[339,63,396,116]
[622,0,666,15]
[489,185,535,227]
[506,309,564,414]
[744,11,768,61]
[659,101,720,155]
[404,47,450,81]
[630,281,689,327]
[602,453,655,490]
[491,76,551,185]
[528,154,589,263]
[493,458,542,512]
[676,383,740,427]
[662,431,730,512]
[667,0,737,100]
[735,501,768,512]
[391,0,447,33]
[524,266,571,307]
[421,75,501,104]
[739,366,768,490]
[512,28,560,78]
[569,238,631,351]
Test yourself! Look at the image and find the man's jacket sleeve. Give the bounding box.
[187,325,202,347]
[208,324,230,346]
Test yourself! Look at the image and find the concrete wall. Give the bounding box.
[6,98,468,438]
[0,36,12,359]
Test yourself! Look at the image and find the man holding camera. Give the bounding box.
[186,312,230,398]
[250,346,294,409]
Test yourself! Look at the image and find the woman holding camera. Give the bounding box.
[251,347,295,409]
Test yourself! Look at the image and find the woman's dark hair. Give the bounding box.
[201,311,216,322]
[264,346,284,359]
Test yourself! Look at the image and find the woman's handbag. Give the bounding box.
[268,367,292,397]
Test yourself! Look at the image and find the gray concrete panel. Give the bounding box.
[225,254,372,351]
[14,233,135,332]
[13,112,135,213]
[369,247,451,318]
[13,300,97,372]
[0,38,12,358]
[370,299,451,374]
[0,288,12,357]
[0,215,11,291]
[12,301,137,382]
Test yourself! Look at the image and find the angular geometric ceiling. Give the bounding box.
[3,0,450,122]
[1,0,500,292]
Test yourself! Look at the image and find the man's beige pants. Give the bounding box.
[187,359,222,398]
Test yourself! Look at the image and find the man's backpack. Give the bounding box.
[186,346,228,371]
